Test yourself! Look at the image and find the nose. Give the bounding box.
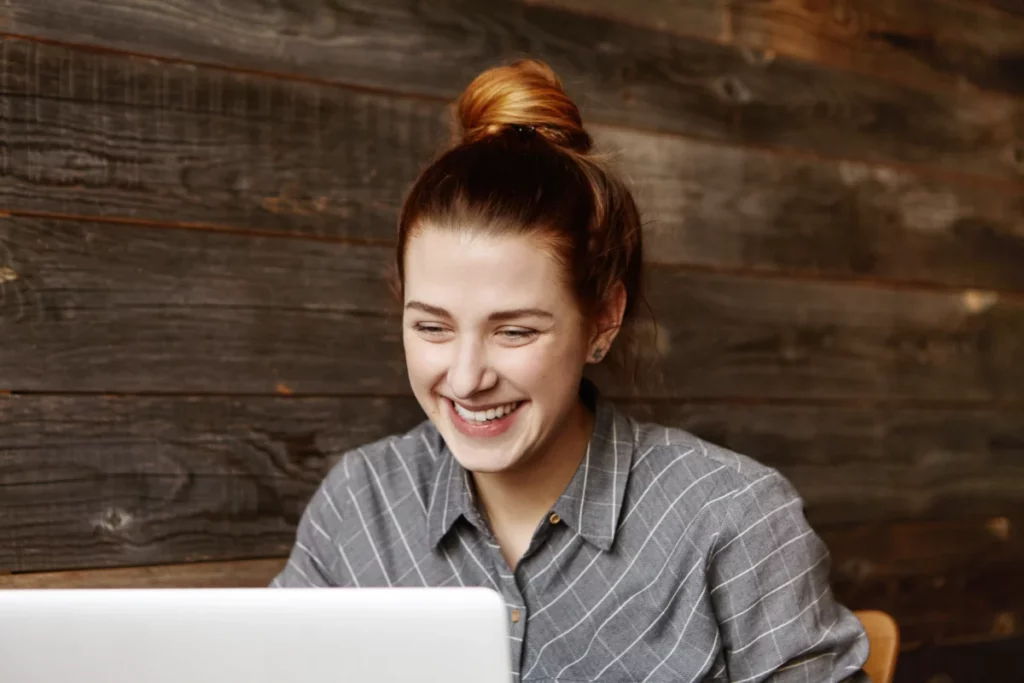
[447,336,498,399]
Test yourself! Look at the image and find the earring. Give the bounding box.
[592,348,604,362]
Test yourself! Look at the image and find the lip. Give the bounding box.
[445,397,524,438]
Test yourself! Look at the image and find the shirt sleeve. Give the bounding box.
[707,470,870,682]
[269,460,351,588]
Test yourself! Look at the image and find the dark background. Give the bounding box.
[1,1,1023,680]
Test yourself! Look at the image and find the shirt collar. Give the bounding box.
[425,439,480,549]
[549,380,634,551]
[425,380,636,552]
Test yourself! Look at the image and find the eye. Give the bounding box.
[498,328,538,343]
[413,323,451,339]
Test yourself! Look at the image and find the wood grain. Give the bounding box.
[527,0,1024,98]
[4,39,1023,291]
[2,392,1021,573]
[618,128,1024,291]
[0,217,405,394]
[0,393,426,573]
[4,216,1024,399]
[0,37,448,241]
[824,516,1024,647]
[0,558,286,588]
[616,266,1024,402]
[3,4,1022,182]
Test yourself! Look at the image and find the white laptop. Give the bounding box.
[0,586,511,683]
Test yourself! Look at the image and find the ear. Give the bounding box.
[587,282,628,364]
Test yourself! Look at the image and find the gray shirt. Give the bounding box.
[272,382,870,682]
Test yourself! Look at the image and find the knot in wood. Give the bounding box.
[716,76,752,104]
[96,507,133,533]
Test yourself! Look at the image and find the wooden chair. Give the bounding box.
[855,610,899,683]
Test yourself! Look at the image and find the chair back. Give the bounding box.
[855,610,899,683]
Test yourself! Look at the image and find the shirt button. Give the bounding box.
[548,512,561,525]
[511,609,522,623]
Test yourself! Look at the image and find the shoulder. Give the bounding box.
[627,415,799,513]
[313,418,442,516]
[630,417,780,487]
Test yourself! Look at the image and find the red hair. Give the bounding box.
[396,60,649,377]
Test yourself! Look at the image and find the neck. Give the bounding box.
[471,398,595,530]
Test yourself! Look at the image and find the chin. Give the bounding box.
[441,429,526,474]
[449,451,515,475]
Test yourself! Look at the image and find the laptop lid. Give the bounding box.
[0,586,511,683]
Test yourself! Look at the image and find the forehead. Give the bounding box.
[403,228,573,311]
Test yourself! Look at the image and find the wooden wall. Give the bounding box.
[1,1,1022,680]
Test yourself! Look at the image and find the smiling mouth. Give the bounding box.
[450,399,524,424]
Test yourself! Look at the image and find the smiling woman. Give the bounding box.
[273,59,870,682]
[402,230,605,527]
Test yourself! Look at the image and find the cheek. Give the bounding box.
[403,334,448,381]
[498,337,585,387]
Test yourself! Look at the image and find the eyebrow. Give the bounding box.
[404,301,554,322]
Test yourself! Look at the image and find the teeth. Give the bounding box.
[454,401,520,423]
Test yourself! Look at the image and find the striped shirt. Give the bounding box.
[272,381,870,682]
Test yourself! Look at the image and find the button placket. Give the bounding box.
[506,596,527,676]
[484,539,528,679]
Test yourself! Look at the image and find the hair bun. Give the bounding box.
[455,59,592,154]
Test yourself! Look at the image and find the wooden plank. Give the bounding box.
[2,392,1021,570]
[4,216,1024,399]
[5,38,1023,291]
[0,38,448,241]
[527,0,1024,99]
[824,517,1024,646]
[618,128,1024,291]
[3,4,1022,183]
[611,266,1024,402]
[0,393,426,572]
[0,217,406,394]
[0,559,286,588]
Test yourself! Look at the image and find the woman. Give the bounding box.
[272,59,869,682]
